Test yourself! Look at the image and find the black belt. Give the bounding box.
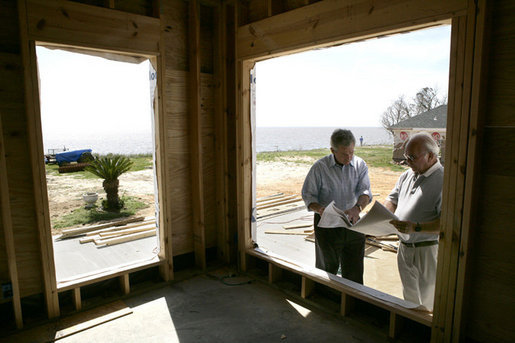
[400,240,438,248]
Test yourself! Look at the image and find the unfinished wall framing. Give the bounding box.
[0,0,226,327]
[232,0,507,341]
[0,0,513,341]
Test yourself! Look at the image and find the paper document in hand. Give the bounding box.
[317,201,352,228]
[347,201,399,236]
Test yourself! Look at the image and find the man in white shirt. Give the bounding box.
[302,129,372,283]
[385,133,444,311]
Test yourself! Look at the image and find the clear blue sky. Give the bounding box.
[255,25,451,127]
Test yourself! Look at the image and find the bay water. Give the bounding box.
[43,127,392,155]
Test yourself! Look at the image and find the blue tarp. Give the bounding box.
[55,149,92,164]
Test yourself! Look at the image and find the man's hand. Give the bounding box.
[390,219,416,234]
[345,206,361,224]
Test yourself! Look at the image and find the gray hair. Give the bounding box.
[406,132,440,156]
[330,129,355,150]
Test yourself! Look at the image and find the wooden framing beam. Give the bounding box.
[236,59,254,271]
[301,276,314,299]
[0,117,23,329]
[25,0,160,55]
[18,0,60,319]
[72,288,81,311]
[152,2,173,281]
[188,0,207,270]
[214,2,230,263]
[237,0,466,61]
[389,312,404,339]
[268,263,282,284]
[340,293,354,317]
[451,0,489,340]
[119,274,130,295]
[251,249,432,326]
[233,1,492,340]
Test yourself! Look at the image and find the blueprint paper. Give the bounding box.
[317,201,352,228]
[348,201,400,236]
[318,201,400,237]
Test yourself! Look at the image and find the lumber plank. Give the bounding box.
[268,262,282,284]
[237,0,465,60]
[256,197,303,210]
[60,216,146,237]
[189,0,207,270]
[154,1,173,281]
[0,116,23,328]
[72,288,81,311]
[214,1,230,263]
[236,59,255,271]
[451,1,489,341]
[248,249,432,327]
[389,312,404,339]
[282,223,312,229]
[301,276,314,299]
[94,229,156,246]
[119,274,130,295]
[18,0,60,317]
[84,220,156,237]
[264,231,310,235]
[256,193,284,202]
[98,224,157,237]
[340,293,354,316]
[25,0,160,54]
[54,300,132,340]
[256,194,298,206]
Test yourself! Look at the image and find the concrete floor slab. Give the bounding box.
[2,270,397,343]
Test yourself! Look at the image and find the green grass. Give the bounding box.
[52,196,148,230]
[257,145,406,172]
[45,154,153,179]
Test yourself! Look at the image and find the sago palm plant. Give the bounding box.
[86,155,133,211]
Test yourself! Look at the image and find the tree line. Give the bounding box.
[382,87,447,134]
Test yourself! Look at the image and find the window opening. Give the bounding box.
[36,45,160,284]
[253,25,451,309]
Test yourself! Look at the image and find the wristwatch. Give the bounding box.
[415,222,422,232]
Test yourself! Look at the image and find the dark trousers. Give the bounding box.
[314,213,365,284]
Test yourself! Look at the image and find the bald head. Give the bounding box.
[404,133,439,174]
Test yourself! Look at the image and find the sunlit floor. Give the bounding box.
[2,269,407,343]
[256,207,403,299]
[53,235,158,283]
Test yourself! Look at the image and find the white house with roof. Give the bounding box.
[389,104,447,163]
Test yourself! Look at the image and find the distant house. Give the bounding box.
[389,104,447,163]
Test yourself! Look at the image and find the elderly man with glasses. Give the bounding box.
[302,129,372,283]
[384,132,444,311]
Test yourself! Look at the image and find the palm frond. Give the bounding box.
[86,155,133,182]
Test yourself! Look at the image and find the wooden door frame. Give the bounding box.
[234,0,487,341]
[17,0,171,318]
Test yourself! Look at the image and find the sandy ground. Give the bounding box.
[46,161,404,233]
[46,169,156,233]
[256,161,405,210]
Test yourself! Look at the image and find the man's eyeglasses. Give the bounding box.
[404,152,426,162]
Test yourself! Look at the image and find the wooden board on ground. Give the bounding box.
[257,200,305,219]
[282,223,312,229]
[305,232,315,243]
[94,229,156,246]
[265,230,310,235]
[59,216,148,238]
[1,300,132,342]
